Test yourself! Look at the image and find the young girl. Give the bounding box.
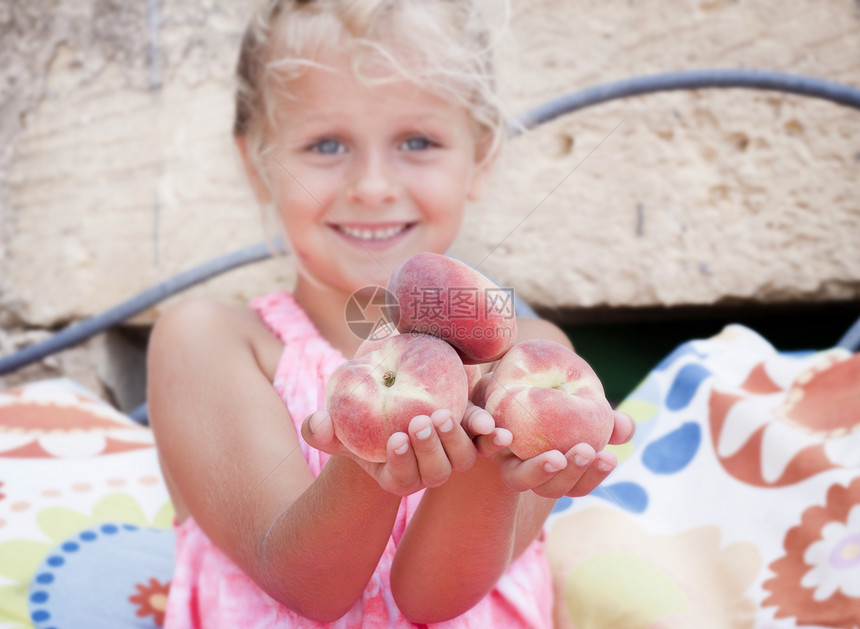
[147,1,634,626]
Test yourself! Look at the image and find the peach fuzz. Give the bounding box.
[483,339,614,459]
[386,252,517,364]
[325,332,469,462]
[353,323,400,358]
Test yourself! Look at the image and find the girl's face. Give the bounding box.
[254,53,494,295]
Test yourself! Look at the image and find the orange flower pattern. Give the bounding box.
[550,325,860,627]
[763,478,860,627]
[130,578,171,627]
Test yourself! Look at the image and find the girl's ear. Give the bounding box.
[466,131,499,202]
[235,134,273,205]
[466,151,497,202]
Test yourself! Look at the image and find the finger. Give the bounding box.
[499,449,568,493]
[301,411,343,455]
[608,410,636,445]
[564,449,617,497]
[378,431,421,496]
[530,444,596,498]
[408,414,452,488]
[474,428,512,458]
[431,409,476,472]
[461,402,495,438]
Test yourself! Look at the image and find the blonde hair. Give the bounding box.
[233,0,509,160]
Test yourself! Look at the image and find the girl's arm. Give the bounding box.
[389,317,634,623]
[148,298,403,622]
[390,453,614,622]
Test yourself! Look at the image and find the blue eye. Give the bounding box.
[401,137,434,151]
[313,139,345,155]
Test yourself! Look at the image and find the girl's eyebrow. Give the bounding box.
[286,108,340,124]
[390,112,456,131]
[290,111,453,133]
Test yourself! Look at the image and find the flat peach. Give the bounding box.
[387,252,516,364]
[484,339,614,459]
[326,332,469,462]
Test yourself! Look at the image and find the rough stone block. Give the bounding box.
[1,0,858,331]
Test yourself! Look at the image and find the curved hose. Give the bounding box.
[0,240,283,376]
[510,69,860,132]
[2,69,858,416]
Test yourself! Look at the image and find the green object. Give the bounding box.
[565,552,689,629]
[562,304,858,405]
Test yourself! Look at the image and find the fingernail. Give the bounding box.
[596,459,613,472]
[574,455,592,467]
[394,441,409,455]
[309,413,326,435]
[416,426,432,440]
[544,460,565,473]
[493,432,507,446]
[439,418,454,433]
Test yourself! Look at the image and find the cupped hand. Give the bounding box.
[481,410,636,499]
[301,408,484,497]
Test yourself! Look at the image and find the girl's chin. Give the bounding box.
[295,262,389,297]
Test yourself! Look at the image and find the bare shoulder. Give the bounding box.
[150,296,253,351]
[149,297,282,382]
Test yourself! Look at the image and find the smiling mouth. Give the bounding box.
[335,223,414,241]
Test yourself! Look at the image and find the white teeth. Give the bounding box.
[340,224,408,240]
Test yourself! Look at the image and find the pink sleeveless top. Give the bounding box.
[165,291,552,628]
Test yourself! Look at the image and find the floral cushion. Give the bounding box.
[1,324,858,628]
[547,324,860,628]
[0,379,174,629]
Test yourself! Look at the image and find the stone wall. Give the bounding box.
[1,0,859,387]
[1,0,287,331]
[463,0,860,313]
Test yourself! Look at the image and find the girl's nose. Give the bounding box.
[346,153,399,207]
